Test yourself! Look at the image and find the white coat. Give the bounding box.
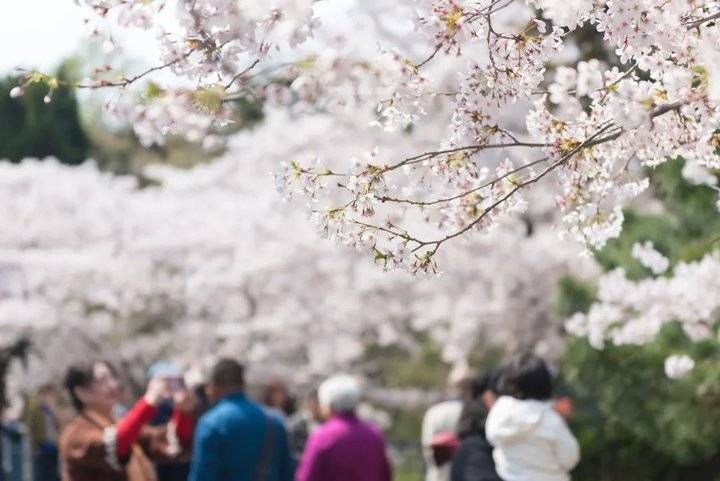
[486,396,580,481]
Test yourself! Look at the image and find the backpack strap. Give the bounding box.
[254,412,277,481]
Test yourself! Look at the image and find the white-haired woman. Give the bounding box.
[295,375,392,481]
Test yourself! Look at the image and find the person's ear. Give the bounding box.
[481,390,497,409]
[205,383,218,403]
[73,386,91,406]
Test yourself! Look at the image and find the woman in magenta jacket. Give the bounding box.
[295,375,392,481]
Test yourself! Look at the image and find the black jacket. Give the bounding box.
[450,433,501,481]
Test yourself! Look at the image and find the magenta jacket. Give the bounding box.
[295,413,392,481]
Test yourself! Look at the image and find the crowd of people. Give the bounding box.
[424,354,579,481]
[14,352,578,481]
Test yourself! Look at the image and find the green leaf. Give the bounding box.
[191,85,226,114]
[144,81,165,99]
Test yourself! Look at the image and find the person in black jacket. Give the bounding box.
[450,369,502,481]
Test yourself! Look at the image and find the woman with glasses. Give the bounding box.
[59,361,195,481]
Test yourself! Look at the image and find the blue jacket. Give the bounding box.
[189,393,293,481]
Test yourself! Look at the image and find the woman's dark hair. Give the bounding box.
[498,353,553,401]
[64,361,116,411]
[456,368,500,439]
[262,379,296,416]
[471,369,501,399]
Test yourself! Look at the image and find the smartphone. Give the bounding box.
[167,377,185,393]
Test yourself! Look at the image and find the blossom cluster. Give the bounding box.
[11,0,716,274]
[0,111,593,393]
[566,250,720,377]
[275,0,720,272]
[664,354,696,379]
[7,0,720,379]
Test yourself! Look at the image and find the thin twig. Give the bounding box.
[379,156,549,206]
[422,123,616,247]
[76,50,195,89]
[224,59,261,89]
[416,45,443,70]
[383,141,549,173]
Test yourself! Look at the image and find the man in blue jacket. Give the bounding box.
[189,359,293,481]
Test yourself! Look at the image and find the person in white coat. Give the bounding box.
[486,354,580,481]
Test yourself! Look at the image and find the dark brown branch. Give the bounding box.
[379,156,549,206]
[76,50,195,89]
[224,59,261,89]
[421,123,616,248]
[415,101,685,251]
[416,45,443,70]
[382,141,549,173]
[333,96,687,262]
[685,10,720,29]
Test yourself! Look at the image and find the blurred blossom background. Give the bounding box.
[1,2,720,480]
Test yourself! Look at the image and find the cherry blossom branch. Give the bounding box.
[337,126,614,261]
[378,156,549,206]
[224,59,261,89]
[415,0,515,71]
[415,45,443,70]
[685,10,720,29]
[419,124,617,249]
[75,50,196,89]
[420,101,687,249]
[347,97,688,262]
[382,141,549,173]
[352,220,419,244]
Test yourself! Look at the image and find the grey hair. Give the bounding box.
[318,374,361,413]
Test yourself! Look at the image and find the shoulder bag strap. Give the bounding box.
[254,412,277,481]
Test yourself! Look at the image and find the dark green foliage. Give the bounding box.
[554,276,596,319]
[85,93,265,177]
[592,210,680,279]
[651,158,720,242]
[594,158,720,279]
[0,61,265,175]
[567,23,619,65]
[558,158,720,481]
[229,96,265,128]
[384,406,425,445]
[563,329,720,481]
[365,333,451,390]
[0,66,89,165]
